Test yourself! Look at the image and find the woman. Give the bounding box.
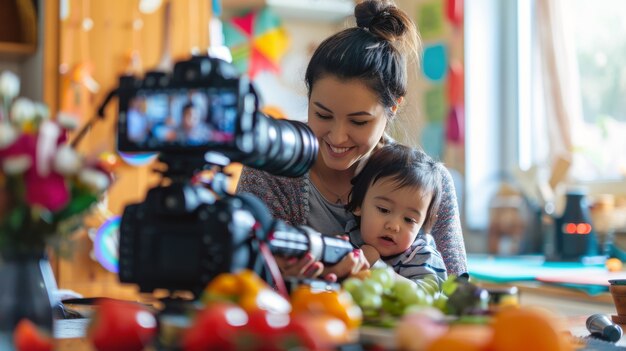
[237,0,467,280]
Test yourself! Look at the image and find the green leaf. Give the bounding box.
[442,274,459,296]
[54,192,98,221]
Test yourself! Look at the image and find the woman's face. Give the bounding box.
[308,76,388,172]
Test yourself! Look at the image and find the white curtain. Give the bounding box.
[532,0,583,172]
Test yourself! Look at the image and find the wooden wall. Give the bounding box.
[54,0,212,299]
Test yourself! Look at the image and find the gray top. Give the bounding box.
[306,178,353,236]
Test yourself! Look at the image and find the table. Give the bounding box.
[479,281,615,316]
[477,280,626,348]
[54,313,625,351]
[55,319,92,351]
[51,277,626,350]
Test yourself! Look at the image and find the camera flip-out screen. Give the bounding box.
[118,86,239,152]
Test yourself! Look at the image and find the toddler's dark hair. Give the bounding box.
[346,143,444,233]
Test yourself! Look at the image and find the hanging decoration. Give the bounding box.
[445,106,464,144]
[425,85,447,124]
[422,43,448,82]
[447,60,464,106]
[416,0,446,40]
[421,123,445,160]
[415,0,465,171]
[223,7,290,79]
[445,0,464,28]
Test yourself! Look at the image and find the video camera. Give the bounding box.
[111,56,354,296]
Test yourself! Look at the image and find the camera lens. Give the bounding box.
[242,115,318,178]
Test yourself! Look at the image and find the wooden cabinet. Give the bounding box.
[0,0,38,60]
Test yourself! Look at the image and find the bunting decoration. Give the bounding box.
[223,7,290,79]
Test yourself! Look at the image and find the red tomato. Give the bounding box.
[240,310,332,351]
[13,319,53,351]
[279,316,324,351]
[182,302,248,351]
[237,309,290,351]
[87,299,157,351]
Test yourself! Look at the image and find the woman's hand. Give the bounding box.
[274,253,324,279]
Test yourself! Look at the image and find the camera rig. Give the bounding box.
[89,55,354,297]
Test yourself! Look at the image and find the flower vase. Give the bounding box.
[0,249,54,349]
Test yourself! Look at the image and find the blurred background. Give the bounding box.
[1,0,625,299]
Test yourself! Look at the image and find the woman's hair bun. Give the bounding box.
[354,0,407,42]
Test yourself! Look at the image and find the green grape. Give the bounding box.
[423,275,442,292]
[370,267,395,291]
[434,293,449,313]
[363,308,380,319]
[422,292,434,307]
[360,293,383,310]
[393,280,426,306]
[441,274,459,296]
[342,277,364,295]
[416,277,439,296]
[381,294,404,316]
[362,279,384,296]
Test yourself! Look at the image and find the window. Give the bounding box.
[465,0,626,231]
[569,0,626,180]
[519,0,626,182]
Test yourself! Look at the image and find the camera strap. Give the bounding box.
[257,240,289,300]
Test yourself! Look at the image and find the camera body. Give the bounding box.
[117,56,246,154]
[119,183,259,294]
[115,56,351,295]
[116,56,317,177]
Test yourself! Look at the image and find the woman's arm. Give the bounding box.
[431,168,468,275]
[236,166,304,225]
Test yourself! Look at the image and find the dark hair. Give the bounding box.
[304,0,421,118]
[346,143,444,233]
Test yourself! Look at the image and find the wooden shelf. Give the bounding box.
[0,41,37,60]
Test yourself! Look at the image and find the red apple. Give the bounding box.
[88,298,157,351]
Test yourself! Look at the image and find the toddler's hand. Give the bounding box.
[322,248,370,280]
[274,253,324,278]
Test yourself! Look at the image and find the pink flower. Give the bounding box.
[25,170,69,212]
[0,131,70,212]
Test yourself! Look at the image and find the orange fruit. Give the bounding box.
[490,306,574,351]
[291,286,362,330]
[606,258,623,272]
[426,324,493,351]
[236,269,267,296]
[203,273,241,298]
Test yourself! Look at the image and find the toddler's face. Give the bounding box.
[353,177,432,257]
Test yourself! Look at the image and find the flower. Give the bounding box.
[0,70,112,252]
[0,71,20,102]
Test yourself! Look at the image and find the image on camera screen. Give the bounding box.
[123,88,238,150]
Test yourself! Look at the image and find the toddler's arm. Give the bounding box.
[360,244,380,266]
